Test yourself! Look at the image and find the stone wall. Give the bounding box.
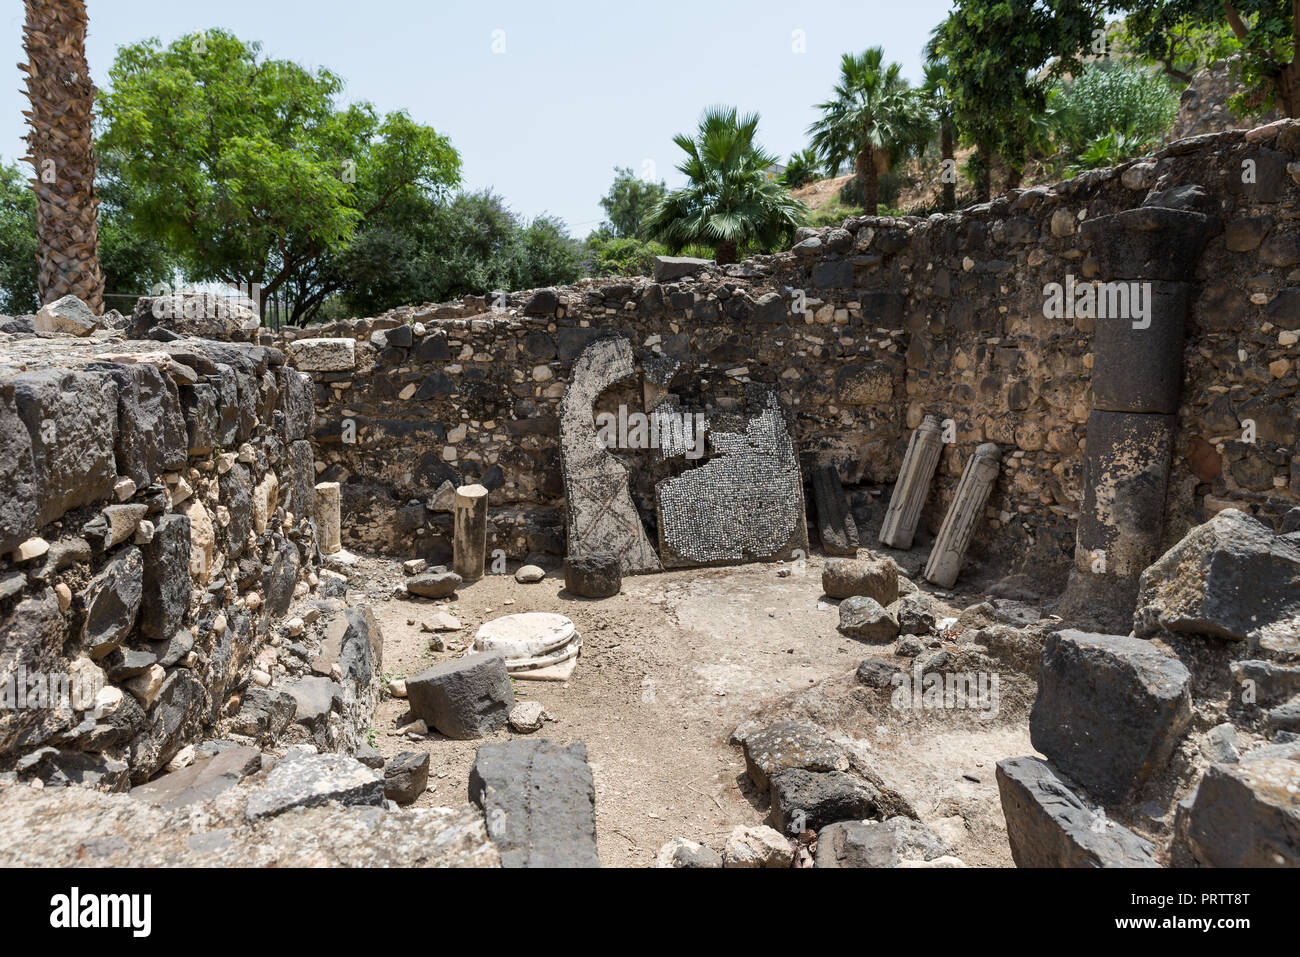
[0,332,325,787]
[291,121,1300,596]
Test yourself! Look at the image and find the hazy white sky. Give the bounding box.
[3,0,955,233]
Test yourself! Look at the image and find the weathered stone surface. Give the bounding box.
[0,384,37,553]
[656,392,808,568]
[406,652,513,739]
[1073,410,1175,581]
[924,443,1001,588]
[285,676,341,738]
[279,367,314,442]
[1174,757,1300,867]
[996,757,1160,867]
[129,745,261,808]
[81,547,144,659]
[406,570,463,598]
[856,658,904,688]
[1134,508,1300,643]
[16,748,129,791]
[1090,281,1191,415]
[0,784,498,866]
[822,556,898,603]
[563,553,621,598]
[837,595,900,643]
[769,768,881,834]
[228,687,296,740]
[452,483,489,583]
[12,369,118,527]
[245,750,386,819]
[655,837,722,868]
[128,671,205,782]
[34,295,99,336]
[1080,206,1216,281]
[722,824,794,868]
[654,256,713,281]
[895,591,940,636]
[288,337,356,372]
[880,415,943,550]
[138,514,190,641]
[469,738,599,867]
[815,816,954,868]
[129,292,257,340]
[91,360,187,486]
[286,439,315,518]
[811,466,859,555]
[742,721,849,790]
[560,336,661,574]
[383,751,430,804]
[1030,630,1192,804]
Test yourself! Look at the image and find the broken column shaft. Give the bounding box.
[923,443,1001,588]
[453,483,489,583]
[314,481,341,555]
[879,414,943,550]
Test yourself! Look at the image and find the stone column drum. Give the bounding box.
[314,481,341,555]
[1061,198,1218,621]
[453,483,489,583]
[880,414,944,550]
[923,443,1001,588]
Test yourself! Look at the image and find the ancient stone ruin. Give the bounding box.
[2,121,1299,870]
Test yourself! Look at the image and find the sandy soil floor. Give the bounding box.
[355,555,1035,867]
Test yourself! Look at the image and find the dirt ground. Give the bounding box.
[356,554,1035,867]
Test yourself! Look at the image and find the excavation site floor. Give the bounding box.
[358,554,1035,867]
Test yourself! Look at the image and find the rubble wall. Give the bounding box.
[297,122,1300,593]
[0,335,324,786]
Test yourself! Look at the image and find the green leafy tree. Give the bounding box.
[1111,1,1298,115]
[0,162,38,314]
[939,1,1100,198]
[583,231,668,277]
[598,167,667,239]
[98,29,461,323]
[645,107,805,265]
[806,48,931,215]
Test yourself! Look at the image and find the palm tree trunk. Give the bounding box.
[715,240,738,265]
[21,0,105,312]
[1006,166,1022,190]
[974,144,992,204]
[940,123,955,211]
[857,146,879,216]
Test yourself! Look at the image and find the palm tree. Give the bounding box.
[21,0,104,311]
[921,59,958,212]
[781,148,822,189]
[644,107,805,265]
[808,48,930,216]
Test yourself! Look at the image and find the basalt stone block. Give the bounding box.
[1074,410,1174,580]
[0,383,37,553]
[12,369,118,527]
[285,676,341,740]
[524,288,559,316]
[82,547,143,659]
[130,744,261,808]
[812,258,854,288]
[228,687,296,740]
[287,337,356,372]
[742,721,849,790]
[1173,758,1300,867]
[138,514,190,641]
[653,255,712,282]
[406,652,513,740]
[127,671,205,782]
[180,382,220,455]
[406,570,462,598]
[262,538,300,620]
[769,768,881,834]
[0,589,65,754]
[286,439,315,519]
[220,465,253,558]
[996,757,1160,867]
[815,817,954,868]
[822,557,898,603]
[383,751,430,804]
[326,606,382,689]
[1090,281,1192,415]
[279,367,314,442]
[245,750,385,819]
[1029,630,1192,804]
[563,554,621,598]
[1080,206,1216,280]
[811,467,859,556]
[90,361,187,486]
[18,749,129,792]
[1134,508,1300,643]
[469,739,599,868]
[837,596,900,643]
[212,365,240,448]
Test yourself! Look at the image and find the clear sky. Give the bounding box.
[3,0,955,235]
